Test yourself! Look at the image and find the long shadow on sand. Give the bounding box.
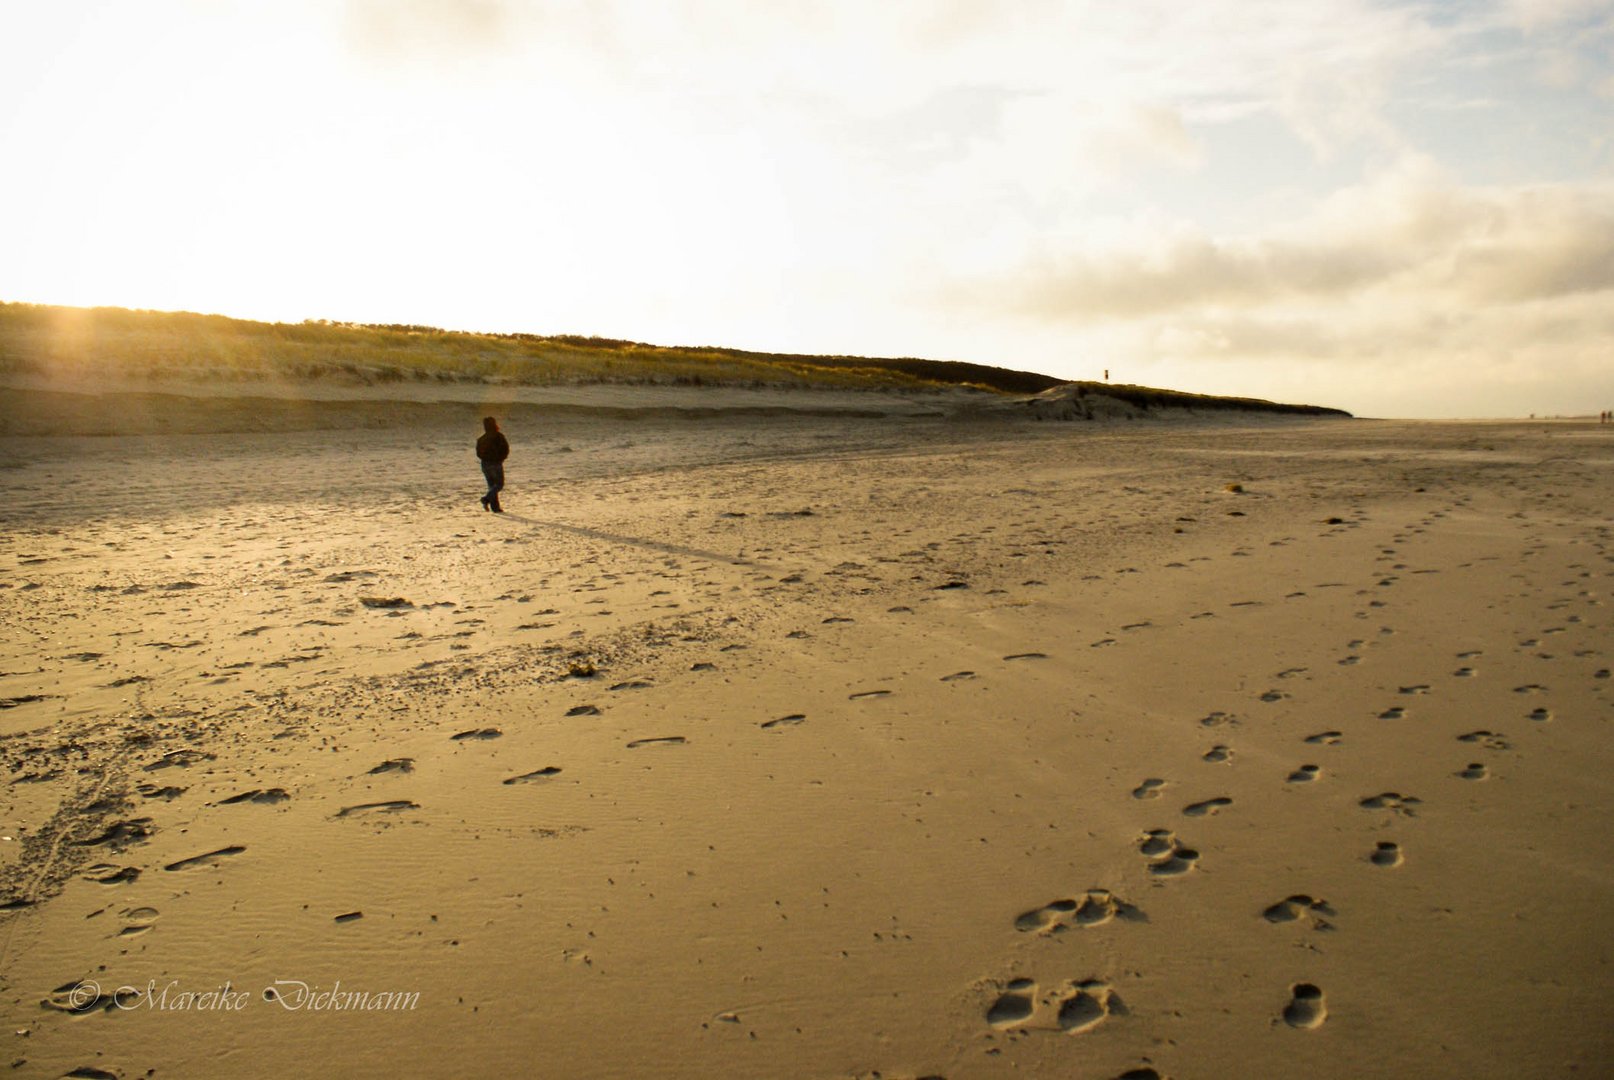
[495,513,767,569]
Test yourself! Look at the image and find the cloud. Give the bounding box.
[935,154,1614,415]
[328,0,1448,155]
[1500,0,1614,32]
[962,157,1614,322]
[343,0,515,57]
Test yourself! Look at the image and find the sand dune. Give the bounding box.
[1,400,1610,1078]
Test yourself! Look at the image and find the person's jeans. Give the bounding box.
[481,460,504,507]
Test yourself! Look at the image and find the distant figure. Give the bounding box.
[476,416,509,513]
[1104,369,1110,381]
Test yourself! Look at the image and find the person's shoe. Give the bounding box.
[480,495,490,511]
[491,500,503,513]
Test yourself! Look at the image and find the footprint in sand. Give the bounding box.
[1131,778,1166,800]
[217,788,290,805]
[1262,895,1335,928]
[1201,745,1232,763]
[1287,765,1321,783]
[1056,980,1127,1034]
[1528,707,1553,722]
[1199,711,1238,729]
[1283,983,1327,1029]
[1458,730,1510,750]
[82,864,141,885]
[1360,792,1421,816]
[164,846,246,872]
[1014,890,1142,934]
[1378,706,1406,720]
[610,680,653,691]
[451,727,503,741]
[1182,797,1232,816]
[1457,762,1489,780]
[41,980,136,1015]
[760,714,806,730]
[1139,829,1199,876]
[566,704,602,716]
[119,906,160,937]
[503,767,563,784]
[626,736,687,749]
[74,819,156,851]
[987,979,1037,1027]
[1399,684,1431,695]
[1303,731,1342,745]
[1455,666,1476,677]
[1005,652,1049,661]
[1259,690,1288,703]
[940,670,977,682]
[143,748,216,771]
[368,758,414,775]
[848,690,891,701]
[336,801,418,818]
[1370,841,1404,867]
[985,978,1126,1035]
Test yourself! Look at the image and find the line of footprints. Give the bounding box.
[988,873,1328,1041]
[980,639,1560,1043]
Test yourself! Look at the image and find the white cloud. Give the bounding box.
[1500,0,1614,32]
[960,156,1614,321]
[936,154,1614,415]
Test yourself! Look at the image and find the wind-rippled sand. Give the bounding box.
[2,405,1611,1079]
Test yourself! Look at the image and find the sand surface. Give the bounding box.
[1,398,1611,1079]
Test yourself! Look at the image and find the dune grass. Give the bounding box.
[0,302,1349,416]
[1052,381,1349,417]
[0,302,1061,395]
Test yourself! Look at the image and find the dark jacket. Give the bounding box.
[476,431,510,463]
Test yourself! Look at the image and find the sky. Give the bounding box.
[2,1,1612,417]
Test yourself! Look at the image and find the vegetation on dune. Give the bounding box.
[0,302,1349,416]
[1058,381,1350,417]
[0,302,1060,395]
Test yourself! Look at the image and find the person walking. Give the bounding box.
[476,416,510,513]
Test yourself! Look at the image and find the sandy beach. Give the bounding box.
[2,392,1611,1079]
